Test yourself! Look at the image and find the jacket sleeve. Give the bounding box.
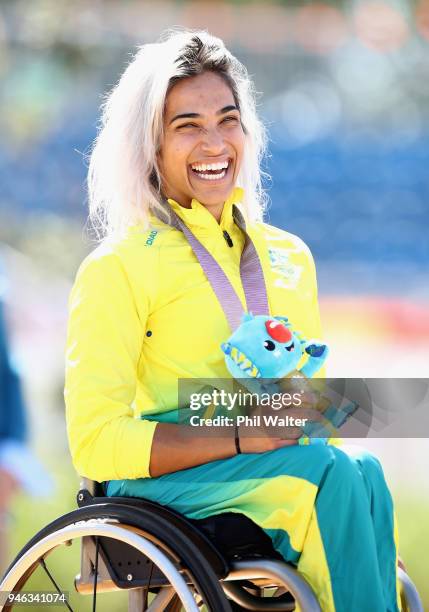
[64,251,158,482]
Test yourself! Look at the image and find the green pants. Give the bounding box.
[107,444,400,612]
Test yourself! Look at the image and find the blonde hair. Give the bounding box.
[87,28,269,240]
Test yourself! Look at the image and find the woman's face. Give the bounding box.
[158,71,245,219]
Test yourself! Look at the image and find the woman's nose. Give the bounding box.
[200,128,227,154]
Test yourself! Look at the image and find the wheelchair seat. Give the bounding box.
[190,512,284,564]
[78,484,283,573]
[81,480,283,565]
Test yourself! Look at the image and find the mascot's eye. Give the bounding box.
[285,342,295,352]
[263,340,276,351]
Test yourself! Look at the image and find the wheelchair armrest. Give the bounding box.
[79,476,104,497]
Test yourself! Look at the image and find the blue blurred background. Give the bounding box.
[0,0,428,607]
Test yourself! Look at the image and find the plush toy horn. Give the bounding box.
[265,319,292,343]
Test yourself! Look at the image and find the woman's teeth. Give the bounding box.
[191,160,229,180]
[194,170,226,180]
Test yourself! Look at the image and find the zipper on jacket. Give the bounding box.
[223,230,234,247]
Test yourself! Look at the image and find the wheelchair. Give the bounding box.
[0,478,423,612]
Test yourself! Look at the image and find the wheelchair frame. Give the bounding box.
[0,477,423,612]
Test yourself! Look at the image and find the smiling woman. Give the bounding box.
[159,72,245,219]
[64,29,403,612]
[86,30,267,240]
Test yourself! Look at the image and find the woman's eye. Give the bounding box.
[178,123,199,129]
[285,342,295,352]
[263,340,276,351]
[222,116,239,124]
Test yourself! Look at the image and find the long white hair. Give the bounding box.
[87,28,269,240]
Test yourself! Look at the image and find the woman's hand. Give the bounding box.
[237,391,325,454]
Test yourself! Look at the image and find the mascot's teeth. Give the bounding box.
[228,345,260,378]
[246,364,261,378]
[231,348,244,364]
[230,347,240,362]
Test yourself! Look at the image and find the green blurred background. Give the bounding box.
[0,0,428,608]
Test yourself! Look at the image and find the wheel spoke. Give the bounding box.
[143,560,155,610]
[92,536,99,612]
[39,558,74,612]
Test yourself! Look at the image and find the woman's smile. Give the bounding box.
[189,157,232,184]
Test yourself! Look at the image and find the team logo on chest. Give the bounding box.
[267,247,303,289]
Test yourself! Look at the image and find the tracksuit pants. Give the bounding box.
[107,443,400,612]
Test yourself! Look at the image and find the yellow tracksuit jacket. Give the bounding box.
[64,188,323,482]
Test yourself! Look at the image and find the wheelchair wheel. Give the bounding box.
[0,504,232,612]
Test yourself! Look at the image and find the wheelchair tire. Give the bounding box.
[0,504,232,612]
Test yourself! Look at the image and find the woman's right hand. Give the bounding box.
[237,392,324,454]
